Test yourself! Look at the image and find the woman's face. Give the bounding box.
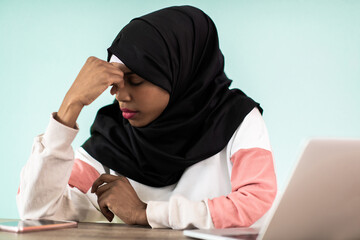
[110,55,170,127]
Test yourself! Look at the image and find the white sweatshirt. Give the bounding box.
[17,107,277,229]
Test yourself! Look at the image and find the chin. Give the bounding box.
[128,120,143,128]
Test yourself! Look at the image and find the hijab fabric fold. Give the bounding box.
[82,5,262,187]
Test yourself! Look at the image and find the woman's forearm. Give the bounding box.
[55,95,84,129]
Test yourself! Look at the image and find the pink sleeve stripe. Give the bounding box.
[68,158,100,194]
[208,148,277,228]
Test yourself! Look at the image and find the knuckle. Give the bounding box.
[99,174,107,180]
[114,179,122,186]
[103,71,112,78]
[107,75,119,85]
[97,65,107,73]
[119,176,129,184]
[115,70,124,78]
[87,56,96,63]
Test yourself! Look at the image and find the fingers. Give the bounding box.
[98,198,114,222]
[87,58,130,88]
[106,71,124,89]
[88,57,126,87]
[95,176,129,198]
[94,181,111,197]
[110,85,117,95]
[92,174,131,223]
[93,174,147,225]
[109,62,129,88]
[91,174,119,193]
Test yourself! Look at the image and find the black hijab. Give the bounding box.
[82,5,262,187]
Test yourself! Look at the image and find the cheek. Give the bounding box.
[136,88,169,114]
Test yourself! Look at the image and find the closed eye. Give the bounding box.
[126,75,144,86]
[128,80,143,86]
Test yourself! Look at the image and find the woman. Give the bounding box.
[17,5,277,229]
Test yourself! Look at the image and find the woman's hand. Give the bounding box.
[56,56,125,128]
[91,174,149,226]
[65,56,125,107]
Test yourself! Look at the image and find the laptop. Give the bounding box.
[184,139,360,240]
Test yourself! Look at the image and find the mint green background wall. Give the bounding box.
[1,0,359,218]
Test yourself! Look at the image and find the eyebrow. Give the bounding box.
[124,71,134,76]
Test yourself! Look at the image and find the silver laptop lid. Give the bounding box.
[259,139,360,240]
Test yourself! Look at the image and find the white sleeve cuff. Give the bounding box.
[146,195,214,230]
[42,112,79,151]
[146,201,170,228]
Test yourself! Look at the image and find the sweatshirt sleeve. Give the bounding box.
[207,108,277,228]
[16,113,109,222]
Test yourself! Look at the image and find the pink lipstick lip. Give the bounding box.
[120,108,137,113]
[120,108,138,119]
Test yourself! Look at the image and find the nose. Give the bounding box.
[113,83,131,102]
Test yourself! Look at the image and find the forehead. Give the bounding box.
[109,54,124,64]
